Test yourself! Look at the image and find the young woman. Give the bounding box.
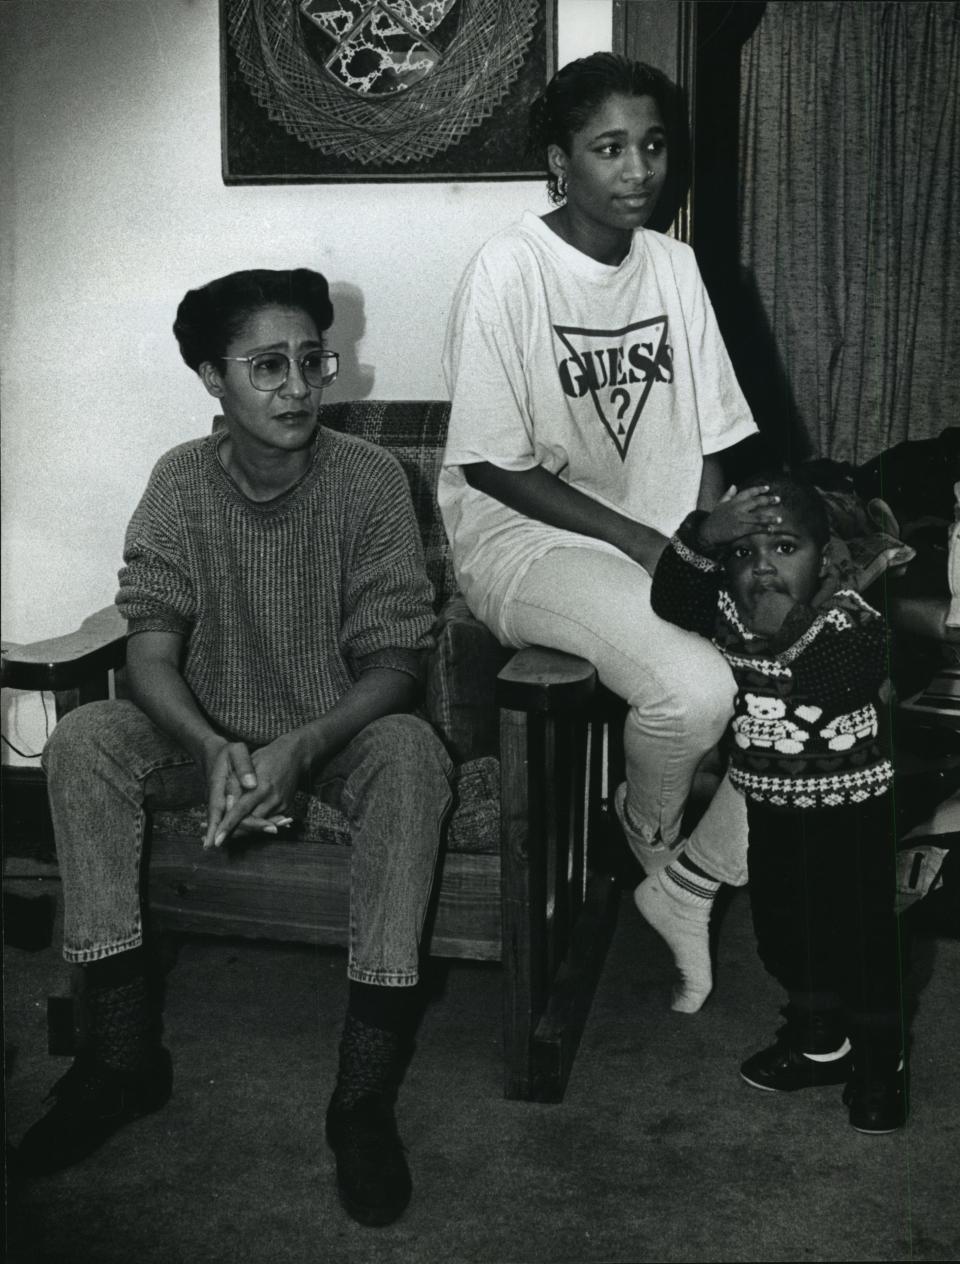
[439,53,756,1013]
[18,269,453,1228]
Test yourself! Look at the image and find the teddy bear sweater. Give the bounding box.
[650,513,894,811]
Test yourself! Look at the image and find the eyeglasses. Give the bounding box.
[222,349,339,391]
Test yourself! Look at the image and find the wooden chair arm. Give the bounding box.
[496,647,598,714]
[1,606,127,693]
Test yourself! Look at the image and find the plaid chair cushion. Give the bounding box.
[320,399,457,608]
[426,595,510,763]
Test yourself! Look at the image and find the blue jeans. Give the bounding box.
[42,701,454,986]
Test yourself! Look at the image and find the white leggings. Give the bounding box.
[503,546,748,886]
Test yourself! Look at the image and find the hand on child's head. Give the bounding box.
[699,486,782,549]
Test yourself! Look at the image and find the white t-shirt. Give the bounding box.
[439,211,757,640]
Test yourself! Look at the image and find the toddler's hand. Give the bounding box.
[698,485,782,550]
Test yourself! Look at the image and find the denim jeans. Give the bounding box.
[42,701,454,986]
[503,545,749,886]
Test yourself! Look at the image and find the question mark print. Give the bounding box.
[609,388,630,433]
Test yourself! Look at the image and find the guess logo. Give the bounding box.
[553,318,674,461]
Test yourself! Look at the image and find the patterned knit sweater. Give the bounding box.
[650,513,893,811]
[116,426,435,747]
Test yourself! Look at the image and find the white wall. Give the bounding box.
[0,0,612,762]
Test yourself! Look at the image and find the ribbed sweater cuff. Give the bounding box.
[355,647,427,683]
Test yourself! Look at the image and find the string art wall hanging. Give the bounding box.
[221,0,556,181]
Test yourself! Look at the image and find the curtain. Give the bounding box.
[739,1,960,464]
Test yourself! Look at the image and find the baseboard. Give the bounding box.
[2,765,56,861]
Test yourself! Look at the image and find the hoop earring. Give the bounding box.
[556,173,567,201]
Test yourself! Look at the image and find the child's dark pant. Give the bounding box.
[747,794,902,1039]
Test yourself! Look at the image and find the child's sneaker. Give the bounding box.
[843,1057,907,1134]
[740,1006,851,1092]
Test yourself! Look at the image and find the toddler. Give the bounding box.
[650,475,906,1133]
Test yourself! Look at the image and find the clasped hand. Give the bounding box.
[697,485,782,550]
[202,732,308,850]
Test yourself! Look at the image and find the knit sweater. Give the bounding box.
[650,513,894,810]
[116,426,435,747]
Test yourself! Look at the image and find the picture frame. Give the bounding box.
[220,0,557,183]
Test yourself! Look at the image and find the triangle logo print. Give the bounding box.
[553,317,672,461]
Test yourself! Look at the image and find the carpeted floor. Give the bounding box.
[4,880,958,1264]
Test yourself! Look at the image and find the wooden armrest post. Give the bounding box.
[496,646,619,1102]
[499,703,548,1099]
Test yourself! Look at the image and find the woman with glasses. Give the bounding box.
[17,268,453,1229]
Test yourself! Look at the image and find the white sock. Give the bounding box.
[634,862,719,1014]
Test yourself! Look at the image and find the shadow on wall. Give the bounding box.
[721,265,811,479]
[326,282,374,402]
[692,0,811,479]
[640,12,808,475]
[647,79,691,236]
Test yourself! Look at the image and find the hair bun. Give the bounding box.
[173,269,334,373]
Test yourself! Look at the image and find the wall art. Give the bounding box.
[222,0,556,182]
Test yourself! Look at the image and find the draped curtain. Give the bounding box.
[739,2,960,463]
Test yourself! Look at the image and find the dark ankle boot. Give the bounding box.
[325,1014,412,1227]
[741,1004,851,1092]
[16,975,171,1178]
